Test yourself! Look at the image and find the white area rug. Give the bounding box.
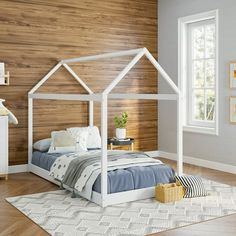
[6,179,236,236]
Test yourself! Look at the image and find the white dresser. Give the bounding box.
[0,116,8,180]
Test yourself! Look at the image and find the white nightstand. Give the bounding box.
[0,116,8,180]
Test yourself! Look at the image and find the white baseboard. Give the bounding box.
[7,151,236,175]
[145,151,160,158]
[9,164,28,174]
[157,150,236,175]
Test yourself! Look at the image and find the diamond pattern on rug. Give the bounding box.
[6,179,236,236]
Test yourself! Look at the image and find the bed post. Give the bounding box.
[177,95,183,175]
[28,97,33,170]
[89,101,94,126]
[101,94,108,207]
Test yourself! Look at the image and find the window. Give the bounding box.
[179,10,218,135]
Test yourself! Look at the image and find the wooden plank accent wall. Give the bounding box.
[0,0,157,166]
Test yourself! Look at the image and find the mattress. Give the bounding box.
[32,151,62,171]
[32,151,175,194]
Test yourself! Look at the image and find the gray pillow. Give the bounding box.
[33,138,51,152]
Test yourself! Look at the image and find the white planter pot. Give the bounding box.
[116,128,126,139]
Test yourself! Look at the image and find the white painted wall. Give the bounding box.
[158,0,236,166]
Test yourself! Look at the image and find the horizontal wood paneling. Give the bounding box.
[0,0,157,165]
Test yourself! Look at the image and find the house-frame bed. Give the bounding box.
[28,47,183,207]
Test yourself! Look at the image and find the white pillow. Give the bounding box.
[48,130,75,154]
[33,138,51,152]
[48,130,88,154]
[75,130,88,152]
[67,126,101,149]
[48,146,75,154]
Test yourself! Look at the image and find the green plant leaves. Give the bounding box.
[114,111,128,128]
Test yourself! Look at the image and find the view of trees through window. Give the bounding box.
[189,22,215,122]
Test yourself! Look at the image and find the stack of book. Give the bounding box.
[111,137,131,142]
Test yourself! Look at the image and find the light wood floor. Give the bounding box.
[0,173,57,236]
[0,158,235,236]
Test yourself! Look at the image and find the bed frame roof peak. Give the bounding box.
[28,47,180,96]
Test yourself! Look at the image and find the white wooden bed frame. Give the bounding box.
[28,47,183,207]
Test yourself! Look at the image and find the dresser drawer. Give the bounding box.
[0,137,7,150]
[0,152,8,173]
[0,156,8,175]
[0,133,8,154]
[0,116,8,175]
[0,149,7,156]
[0,116,8,145]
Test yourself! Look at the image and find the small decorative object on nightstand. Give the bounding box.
[114,111,128,139]
[108,137,134,151]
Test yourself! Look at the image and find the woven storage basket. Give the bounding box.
[155,183,184,203]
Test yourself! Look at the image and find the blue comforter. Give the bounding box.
[32,151,175,194]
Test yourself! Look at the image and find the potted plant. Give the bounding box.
[114,112,128,139]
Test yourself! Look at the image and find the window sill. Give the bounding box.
[183,125,218,136]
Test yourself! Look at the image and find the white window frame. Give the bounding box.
[178,10,219,135]
[187,19,216,128]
